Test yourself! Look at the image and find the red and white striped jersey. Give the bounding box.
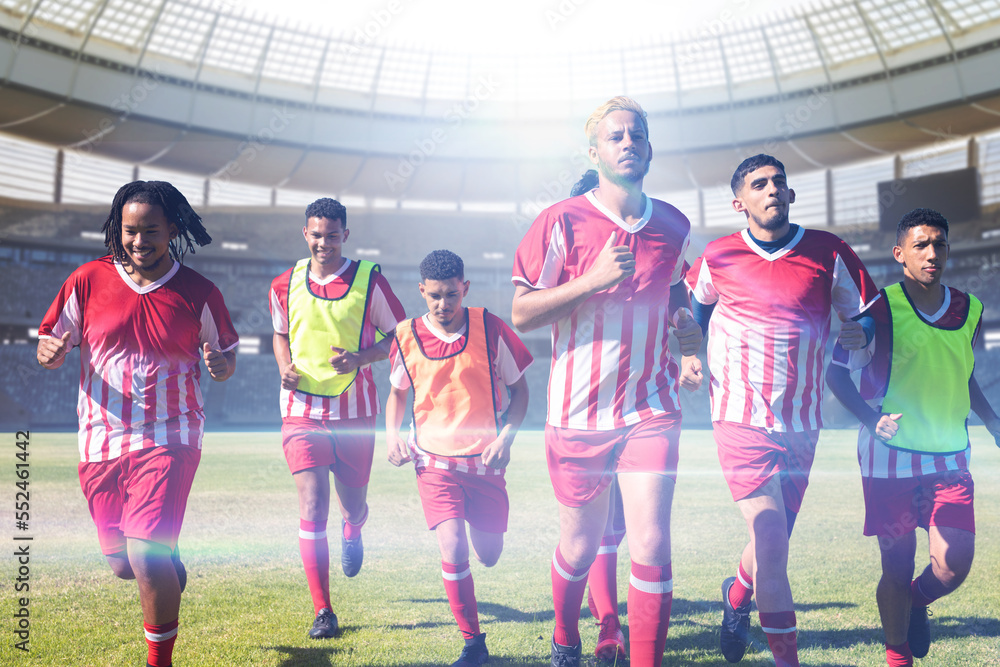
[270,258,406,421]
[38,257,239,463]
[831,285,977,478]
[389,310,533,473]
[687,227,878,432]
[512,190,691,431]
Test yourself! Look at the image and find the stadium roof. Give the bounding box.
[3,0,1000,203]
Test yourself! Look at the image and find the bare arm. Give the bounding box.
[273,332,300,390]
[481,374,529,469]
[826,362,901,441]
[511,233,634,332]
[385,384,411,466]
[970,373,1000,447]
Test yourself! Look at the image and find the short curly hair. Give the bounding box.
[897,207,949,245]
[305,198,347,228]
[419,249,464,282]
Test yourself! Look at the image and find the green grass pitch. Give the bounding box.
[2,428,999,666]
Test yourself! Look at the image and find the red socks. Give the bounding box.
[886,641,914,666]
[760,611,799,667]
[910,576,936,608]
[729,561,754,609]
[627,561,673,667]
[144,619,178,667]
[343,505,368,541]
[587,534,620,623]
[442,560,480,640]
[551,547,590,647]
[299,519,332,613]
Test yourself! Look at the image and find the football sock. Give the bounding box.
[551,546,590,647]
[144,619,178,667]
[760,611,799,667]
[729,561,754,609]
[299,519,332,613]
[886,641,914,666]
[343,504,368,541]
[442,560,480,640]
[627,561,673,666]
[587,534,619,623]
[910,574,937,608]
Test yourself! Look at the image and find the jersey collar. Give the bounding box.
[114,258,180,294]
[740,225,805,261]
[584,189,652,234]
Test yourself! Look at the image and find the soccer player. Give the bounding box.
[511,96,702,667]
[385,249,532,667]
[826,207,1000,667]
[269,197,405,639]
[36,180,238,667]
[685,154,880,666]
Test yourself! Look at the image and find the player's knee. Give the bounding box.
[475,550,502,568]
[936,559,972,590]
[105,550,135,579]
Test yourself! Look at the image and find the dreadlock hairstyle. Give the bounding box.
[570,169,599,197]
[102,181,212,264]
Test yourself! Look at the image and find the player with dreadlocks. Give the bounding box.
[37,180,239,667]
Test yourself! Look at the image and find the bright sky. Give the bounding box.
[238,0,813,54]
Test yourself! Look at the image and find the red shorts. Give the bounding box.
[282,416,376,486]
[713,421,819,514]
[862,470,975,538]
[415,465,509,533]
[545,412,681,508]
[78,446,201,555]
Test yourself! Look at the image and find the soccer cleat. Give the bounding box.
[170,546,186,593]
[594,617,626,661]
[341,520,364,577]
[550,637,582,667]
[308,608,339,639]
[720,576,752,663]
[908,605,931,658]
[451,632,489,666]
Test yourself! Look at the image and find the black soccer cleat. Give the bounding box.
[550,637,582,667]
[308,607,339,639]
[908,605,931,658]
[341,520,364,578]
[720,576,752,663]
[451,632,489,666]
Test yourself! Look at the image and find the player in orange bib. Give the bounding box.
[386,250,532,667]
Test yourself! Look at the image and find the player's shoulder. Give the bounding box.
[800,227,852,250]
[174,263,217,290]
[703,229,746,254]
[649,196,691,225]
[482,309,516,333]
[272,265,295,287]
[946,285,977,313]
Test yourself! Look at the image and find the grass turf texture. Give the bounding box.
[2,428,999,666]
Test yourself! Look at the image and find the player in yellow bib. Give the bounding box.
[386,250,533,667]
[827,208,1000,666]
[269,198,406,638]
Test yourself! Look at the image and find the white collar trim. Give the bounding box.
[918,286,951,323]
[309,257,350,285]
[114,258,179,294]
[740,226,805,261]
[421,313,466,343]
[584,189,652,233]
